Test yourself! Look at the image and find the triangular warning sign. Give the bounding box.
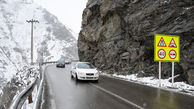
[168,38,177,48]
[157,37,166,47]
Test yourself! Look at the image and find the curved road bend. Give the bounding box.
[41,64,194,109]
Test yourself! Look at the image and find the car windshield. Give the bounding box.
[77,63,95,69]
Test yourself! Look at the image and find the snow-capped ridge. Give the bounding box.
[0,0,78,91]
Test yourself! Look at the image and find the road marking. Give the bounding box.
[91,83,144,109]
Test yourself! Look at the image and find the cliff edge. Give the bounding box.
[78,0,194,85]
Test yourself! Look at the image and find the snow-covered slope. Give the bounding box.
[0,0,78,89]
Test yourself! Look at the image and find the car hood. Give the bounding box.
[76,68,98,73]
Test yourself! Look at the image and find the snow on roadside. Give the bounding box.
[102,73,194,96]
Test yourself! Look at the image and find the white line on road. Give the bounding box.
[91,83,144,109]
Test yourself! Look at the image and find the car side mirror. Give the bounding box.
[72,66,76,69]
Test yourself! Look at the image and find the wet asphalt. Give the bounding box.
[42,64,194,109]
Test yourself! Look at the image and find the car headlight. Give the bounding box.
[78,72,84,76]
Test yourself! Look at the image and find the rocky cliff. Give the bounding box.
[78,0,194,85]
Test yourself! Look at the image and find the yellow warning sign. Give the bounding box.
[154,34,180,62]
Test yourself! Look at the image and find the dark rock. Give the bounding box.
[78,0,194,85]
[187,69,194,85]
[191,80,194,86]
[120,52,130,59]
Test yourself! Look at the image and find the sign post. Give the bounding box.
[154,34,180,87]
[172,62,174,87]
[159,61,161,87]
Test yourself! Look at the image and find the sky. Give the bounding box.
[33,0,88,35]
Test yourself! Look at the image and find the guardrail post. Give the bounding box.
[27,81,33,103]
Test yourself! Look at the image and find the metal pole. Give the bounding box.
[159,61,161,87]
[172,62,174,87]
[31,22,33,65]
[26,19,39,65]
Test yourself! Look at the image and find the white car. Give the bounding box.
[70,62,99,82]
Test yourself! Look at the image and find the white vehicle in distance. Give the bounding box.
[71,62,99,82]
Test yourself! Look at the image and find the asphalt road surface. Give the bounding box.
[41,64,194,109]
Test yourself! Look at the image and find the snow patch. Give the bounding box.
[103,73,194,96]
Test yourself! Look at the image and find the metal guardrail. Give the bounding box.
[9,61,76,109]
[9,76,38,109]
[9,63,45,109]
[33,65,44,109]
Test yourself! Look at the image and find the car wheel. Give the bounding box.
[71,72,73,78]
[75,74,79,81]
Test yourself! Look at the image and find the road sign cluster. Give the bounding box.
[154,34,180,87]
[154,34,180,62]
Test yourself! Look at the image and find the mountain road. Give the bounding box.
[41,64,194,109]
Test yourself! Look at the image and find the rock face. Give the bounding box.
[78,0,194,84]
